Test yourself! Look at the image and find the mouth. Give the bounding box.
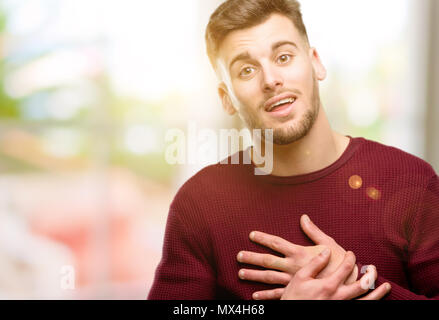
[266,97,296,112]
[264,94,297,117]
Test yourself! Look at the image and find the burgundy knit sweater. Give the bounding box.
[148,136,439,300]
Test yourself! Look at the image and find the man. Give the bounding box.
[148,0,439,300]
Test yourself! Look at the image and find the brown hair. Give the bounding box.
[205,0,310,69]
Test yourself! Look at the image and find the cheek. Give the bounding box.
[285,63,312,85]
[285,66,315,98]
[232,80,261,107]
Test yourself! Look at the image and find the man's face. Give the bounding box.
[216,14,326,145]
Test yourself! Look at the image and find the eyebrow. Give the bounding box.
[228,52,252,71]
[228,41,299,71]
[272,40,298,51]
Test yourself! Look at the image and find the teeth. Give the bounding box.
[269,98,295,111]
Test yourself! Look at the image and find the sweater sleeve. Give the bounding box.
[367,173,439,300]
[147,197,216,300]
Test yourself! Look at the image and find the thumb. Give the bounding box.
[300,214,333,245]
[297,247,331,279]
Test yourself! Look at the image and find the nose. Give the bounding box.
[261,64,283,93]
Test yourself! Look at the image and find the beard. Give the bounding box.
[239,72,321,145]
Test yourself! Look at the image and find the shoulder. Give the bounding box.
[171,150,249,207]
[356,136,436,181]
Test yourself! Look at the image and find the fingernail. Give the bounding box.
[249,232,255,240]
[239,270,245,279]
[237,252,243,261]
[253,293,259,300]
[386,283,391,290]
[302,214,310,224]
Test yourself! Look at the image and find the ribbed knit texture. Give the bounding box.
[148,136,439,300]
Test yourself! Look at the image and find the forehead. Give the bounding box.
[217,13,303,63]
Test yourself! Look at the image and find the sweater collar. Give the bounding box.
[244,136,364,185]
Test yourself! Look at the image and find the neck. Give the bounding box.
[252,105,350,177]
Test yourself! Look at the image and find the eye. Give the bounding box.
[277,54,292,64]
[239,66,255,78]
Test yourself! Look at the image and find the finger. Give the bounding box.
[358,283,391,300]
[344,264,359,285]
[238,269,291,285]
[249,231,301,256]
[329,251,356,285]
[296,247,331,279]
[300,214,334,245]
[237,251,286,271]
[338,281,369,300]
[339,266,377,300]
[252,288,285,300]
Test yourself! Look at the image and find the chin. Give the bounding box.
[272,121,314,145]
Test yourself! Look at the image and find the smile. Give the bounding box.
[267,97,296,112]
[264,94,297,118]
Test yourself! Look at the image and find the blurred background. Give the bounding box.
[0,0,437,299]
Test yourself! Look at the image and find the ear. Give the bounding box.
[309,47,327,81]
[218,83,237,115]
